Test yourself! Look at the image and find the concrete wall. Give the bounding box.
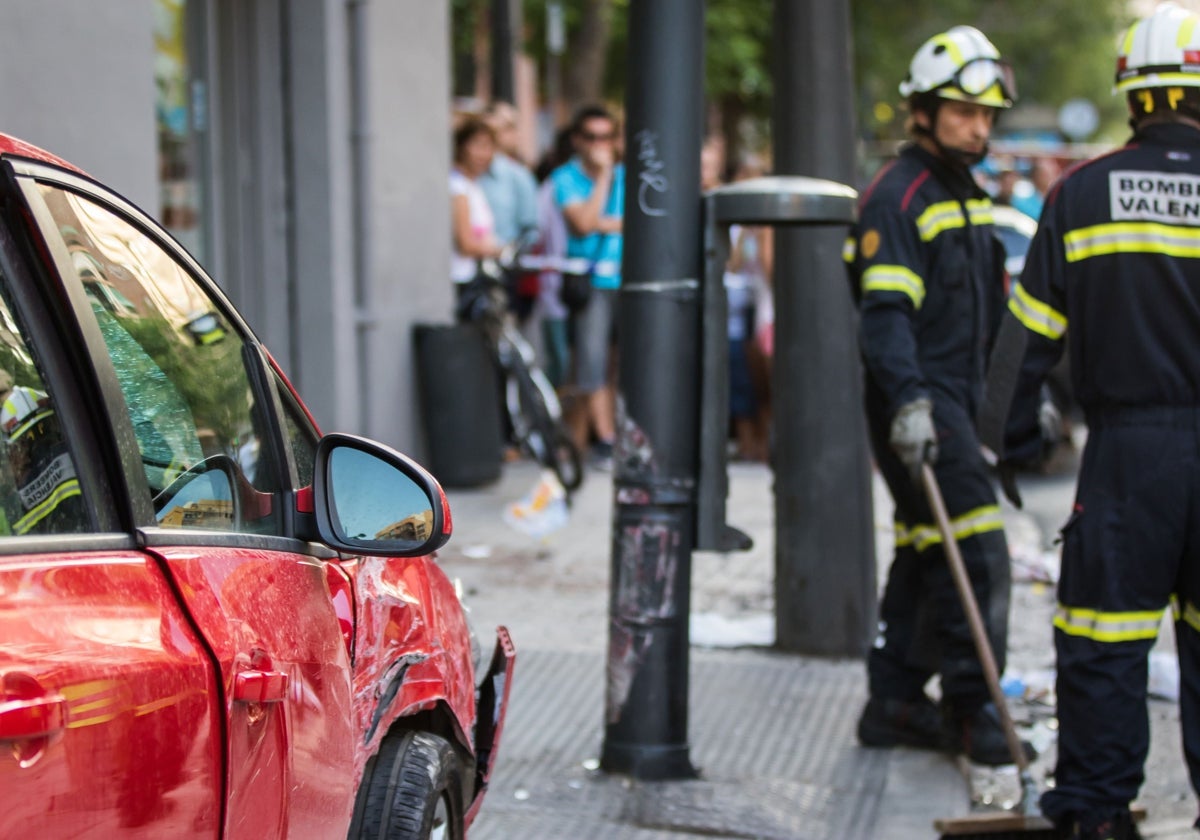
[357,0,454,455]
[0,1,157,212]
[281,0,452,455]
[0,1,453,457]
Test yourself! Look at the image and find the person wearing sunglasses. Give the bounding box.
[549,105,626,467]
[983,4,1200,837]
[845,25,1027,768]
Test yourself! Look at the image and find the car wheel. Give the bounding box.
[351,731,464,840]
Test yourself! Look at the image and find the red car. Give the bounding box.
[0,133,513,838]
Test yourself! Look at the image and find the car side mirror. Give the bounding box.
[311,433,452,557]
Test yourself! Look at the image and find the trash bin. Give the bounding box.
[413,322,503,488]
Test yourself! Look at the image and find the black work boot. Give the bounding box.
[856,695,945,750]
[946,701,1037,766]
[1067,809,1142,840]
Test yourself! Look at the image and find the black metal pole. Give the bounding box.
[490,0,514,103]
[600,0,704,781]
[771,0,876,655]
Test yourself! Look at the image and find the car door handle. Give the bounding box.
[0,695,67,740]
[233,670,289,704]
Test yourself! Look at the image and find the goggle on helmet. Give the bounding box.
[899,25,1017,109]
[1115,2,1200,94]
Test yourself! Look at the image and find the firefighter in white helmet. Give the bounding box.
[982,4,1200,837]
[846,25,1030,767]
[0,377,83,535]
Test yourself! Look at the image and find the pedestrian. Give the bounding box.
[845,25,1028,767]
[449,115,502,314]
[550,105,624,466]
[480,101,539,245]
[727,154,773,463]
[983,5,1200,837]
[480,101,540,322]
[1017,155,1060,221]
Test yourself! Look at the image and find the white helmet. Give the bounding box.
[899,25,1016,109]
[1115,2,1200,93]
[1,386,50,440]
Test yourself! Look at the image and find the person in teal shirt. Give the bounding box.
[549,105,624,466]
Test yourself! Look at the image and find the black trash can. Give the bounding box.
[414,322,503,488]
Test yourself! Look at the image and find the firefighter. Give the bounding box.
[984,4,1200,837]
[0,377,84,535]
[846,25,1027,766]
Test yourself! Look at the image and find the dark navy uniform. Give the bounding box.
[996,121,1200,823]
[846,143,1012,713]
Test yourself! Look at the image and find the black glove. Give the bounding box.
[889,398,937,485]
[998,461,1022,509]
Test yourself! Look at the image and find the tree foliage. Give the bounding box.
[853,0,1133,143]
[453,1,1137,151]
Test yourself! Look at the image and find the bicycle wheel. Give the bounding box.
[549,426,583,492]
[506,362,583,492]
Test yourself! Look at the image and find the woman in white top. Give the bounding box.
[450,116,502,288]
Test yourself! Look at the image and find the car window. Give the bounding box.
[37,184,280,535]
[0,283,89,536]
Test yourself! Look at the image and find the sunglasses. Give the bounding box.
[954,57,1017,101]
[579,131,615,143]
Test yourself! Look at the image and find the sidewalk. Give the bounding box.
[437,458,1196,839]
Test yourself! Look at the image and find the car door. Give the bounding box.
[0,191,222,837]
[13,165,357,838]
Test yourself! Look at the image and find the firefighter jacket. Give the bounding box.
[998,121,1200,461]
[845,143,1008,422]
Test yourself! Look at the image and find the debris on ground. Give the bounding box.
[689,612,774,648]
[503,470,569,538]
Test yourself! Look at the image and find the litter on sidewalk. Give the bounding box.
[689,612,774,648]
[502,469,569,538]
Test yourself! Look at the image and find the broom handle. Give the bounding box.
[921,463,1029,773]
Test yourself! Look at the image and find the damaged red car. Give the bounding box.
[0,132,513,838]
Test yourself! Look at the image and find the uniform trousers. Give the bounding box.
[1041,406,1200,823]
[866,385,1012,710]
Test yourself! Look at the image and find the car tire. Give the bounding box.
[350,731,464,840]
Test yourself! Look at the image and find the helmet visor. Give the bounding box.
[955,58,1017,102]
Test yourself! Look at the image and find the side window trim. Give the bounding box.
[137,526,338,559]
[241,341,302,535]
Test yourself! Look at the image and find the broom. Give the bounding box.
[922,464,1059,839]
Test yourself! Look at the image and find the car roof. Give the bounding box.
[0,132,86,176]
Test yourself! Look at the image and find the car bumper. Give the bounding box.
[465,625,515,827]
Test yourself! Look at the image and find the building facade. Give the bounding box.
[0,0,454,454]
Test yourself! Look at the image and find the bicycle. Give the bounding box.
[457,235,583,493]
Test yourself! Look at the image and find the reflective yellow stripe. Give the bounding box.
[1181,16,1198,48]
[894,504,1005,553]
[1122,71,1200,92]
[917,201,965,241]
[843,236,856,263]
[915,199,993,242]
[1065,221,1200,262]
[966,199,994,226]
[1008,282,1067,340]
[931,33,964,66]
[862,265,925,308]
[1123,21,1139,56]
[1053,604,1164,642]
[1174,597,1200,634]
[7,407,53,441]
[14,478,81,534]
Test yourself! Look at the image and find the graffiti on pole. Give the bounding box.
[635,129,670,218]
